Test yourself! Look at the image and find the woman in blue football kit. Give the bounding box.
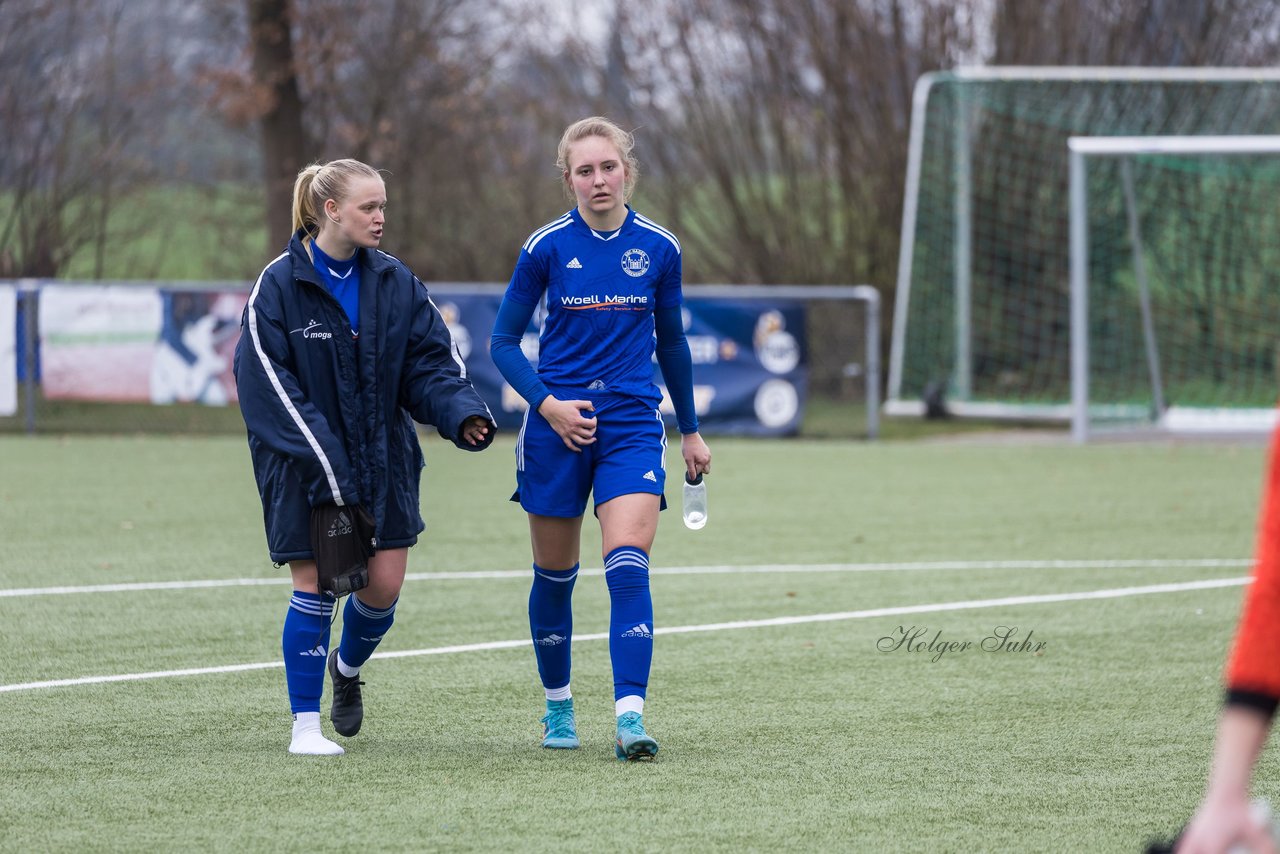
[235,159,495,756]
[490,117,712,760]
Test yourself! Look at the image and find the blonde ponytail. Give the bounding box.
[291,164,324,238]
[290,159,382,239]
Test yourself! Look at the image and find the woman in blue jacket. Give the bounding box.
[234,158,495,756]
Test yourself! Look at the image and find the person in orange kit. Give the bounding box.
[1173,432,1280,854]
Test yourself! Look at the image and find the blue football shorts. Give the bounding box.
[512,392,669,518]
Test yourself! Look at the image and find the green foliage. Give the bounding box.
[19,169,881,287]
[57,184,269,283]
[0,434,1270,850]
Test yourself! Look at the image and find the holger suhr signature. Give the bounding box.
[877,626,1047,662]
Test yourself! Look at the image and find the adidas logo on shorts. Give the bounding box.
[643,470,657,483]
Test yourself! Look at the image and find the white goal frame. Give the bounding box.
[1069,134,1280,443]
[886,67,1280,425]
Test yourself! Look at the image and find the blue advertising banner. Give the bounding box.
[430,289,807,437]
[675,298,807,436]
[20,283,809,436]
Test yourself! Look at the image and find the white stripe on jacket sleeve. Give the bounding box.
[246,255,347,506]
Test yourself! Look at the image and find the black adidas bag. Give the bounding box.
[310,504,377,598]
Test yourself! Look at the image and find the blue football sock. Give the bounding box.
[337,594,397,672]
[282,591,335,714]
[605,547,653,702]
[529,563,578,695]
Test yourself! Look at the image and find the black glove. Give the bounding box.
[310,503,377,598]
[1142,830,1183,854]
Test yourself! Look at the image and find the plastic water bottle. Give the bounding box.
[1230,799,1278,854]
[1149,799,1277,854]
[682,472,707,530]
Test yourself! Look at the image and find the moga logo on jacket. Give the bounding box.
[290,319,333,340]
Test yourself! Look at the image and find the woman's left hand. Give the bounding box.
[681,432,711,481]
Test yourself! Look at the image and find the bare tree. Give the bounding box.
[247,0,309,240]
[199,0,553,276]
[9,0,1280,292]
[583,0,976,289]
[0,0,184,277]
[291,0,532,278]
[992,0,1280,66]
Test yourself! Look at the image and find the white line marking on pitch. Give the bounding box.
[0,558,1251,598]
[0,576,1247,694]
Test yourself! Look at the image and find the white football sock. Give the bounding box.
[616,695,644,717]
[288,712,344,756]
[335,653,361,679]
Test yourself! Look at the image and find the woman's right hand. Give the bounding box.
[1175,795,1275,854]
[538,397,597,452]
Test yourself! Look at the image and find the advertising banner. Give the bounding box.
[39,286,245,404]
[34,284,807,435]
[150,291,246,405]
[670,297,807,435]
[431,289,807,436]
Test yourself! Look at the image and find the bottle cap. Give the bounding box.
[685,472,703,486]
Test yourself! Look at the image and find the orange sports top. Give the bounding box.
[1226,426,1280,715]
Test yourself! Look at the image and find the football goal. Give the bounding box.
[886,67,1280,436]
[1068,135,1280,441]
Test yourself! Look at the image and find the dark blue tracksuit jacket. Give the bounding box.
[234,231,494,563]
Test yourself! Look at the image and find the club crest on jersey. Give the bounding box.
[621,248,650,277]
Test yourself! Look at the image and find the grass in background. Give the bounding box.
[0,434,1272,851]
[3,393,1056,442]
[58,184,268,282]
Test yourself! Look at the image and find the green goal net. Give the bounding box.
[887,68,1280,433]
[1068,136,1280,440]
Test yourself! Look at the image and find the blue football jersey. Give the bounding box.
[504,206,683,402]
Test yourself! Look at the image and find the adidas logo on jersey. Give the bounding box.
[621,623,653,639]
[534,633,567,646]
[566,257,583,269]
[643,470,657,483]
